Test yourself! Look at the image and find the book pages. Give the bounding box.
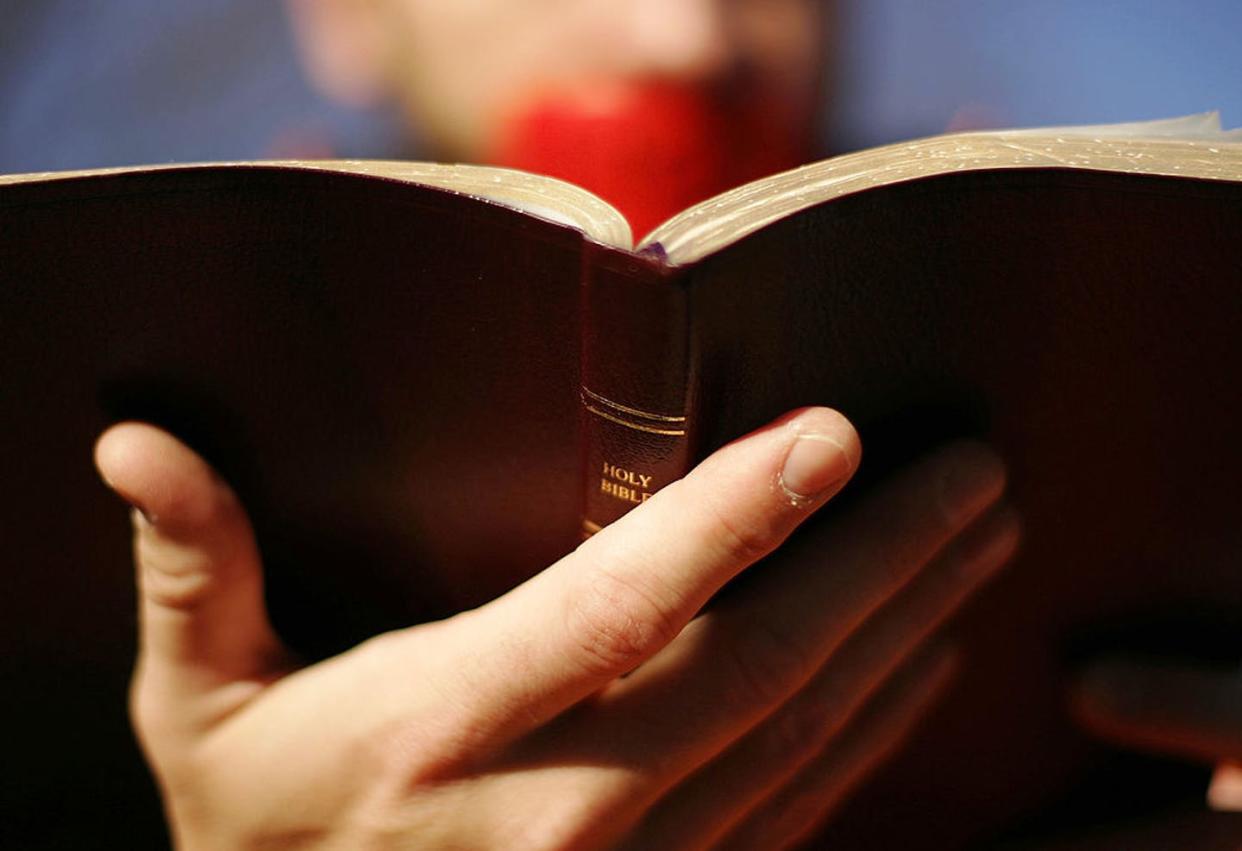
[647,113,1242,264]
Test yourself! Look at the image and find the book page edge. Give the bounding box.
[646,115,1242,265]
[0,160,634,250]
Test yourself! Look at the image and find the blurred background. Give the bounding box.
[4,1,1240,170]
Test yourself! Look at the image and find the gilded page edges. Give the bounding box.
[649,114,1242,264]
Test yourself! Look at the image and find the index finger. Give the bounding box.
[431,407,859,734]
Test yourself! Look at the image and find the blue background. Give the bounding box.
[2,0,1240,171]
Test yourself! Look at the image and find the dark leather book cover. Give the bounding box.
[0,166,587,846]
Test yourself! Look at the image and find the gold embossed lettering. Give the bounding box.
[602,462,652,488]
[600,461,657,505]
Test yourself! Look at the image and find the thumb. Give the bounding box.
[94,423,288,700]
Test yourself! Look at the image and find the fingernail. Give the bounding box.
[779,433,852,503]
[938,446,1005,523]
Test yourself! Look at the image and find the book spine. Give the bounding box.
[579,244,694,536]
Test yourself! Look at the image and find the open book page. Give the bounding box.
[5,114,1239,261]
[0,159,634,251]
[646,113,1242,265]
[997,111,1242,140]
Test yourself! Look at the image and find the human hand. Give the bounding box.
[1071,657,1242,812]
[95,407,1017,850]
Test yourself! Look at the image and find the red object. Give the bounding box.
[487,79,808,240]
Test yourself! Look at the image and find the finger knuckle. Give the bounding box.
[136,544,217,611]
[135,531,258,613]
[565,568,682,676]
[763,699,833,768]
[367,719,447,790]
[509,790,618,851]
[721,615,814,710]
[140,573,216,612]
[702,492,778,566]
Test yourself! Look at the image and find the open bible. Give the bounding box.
[2,114,1240,846]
